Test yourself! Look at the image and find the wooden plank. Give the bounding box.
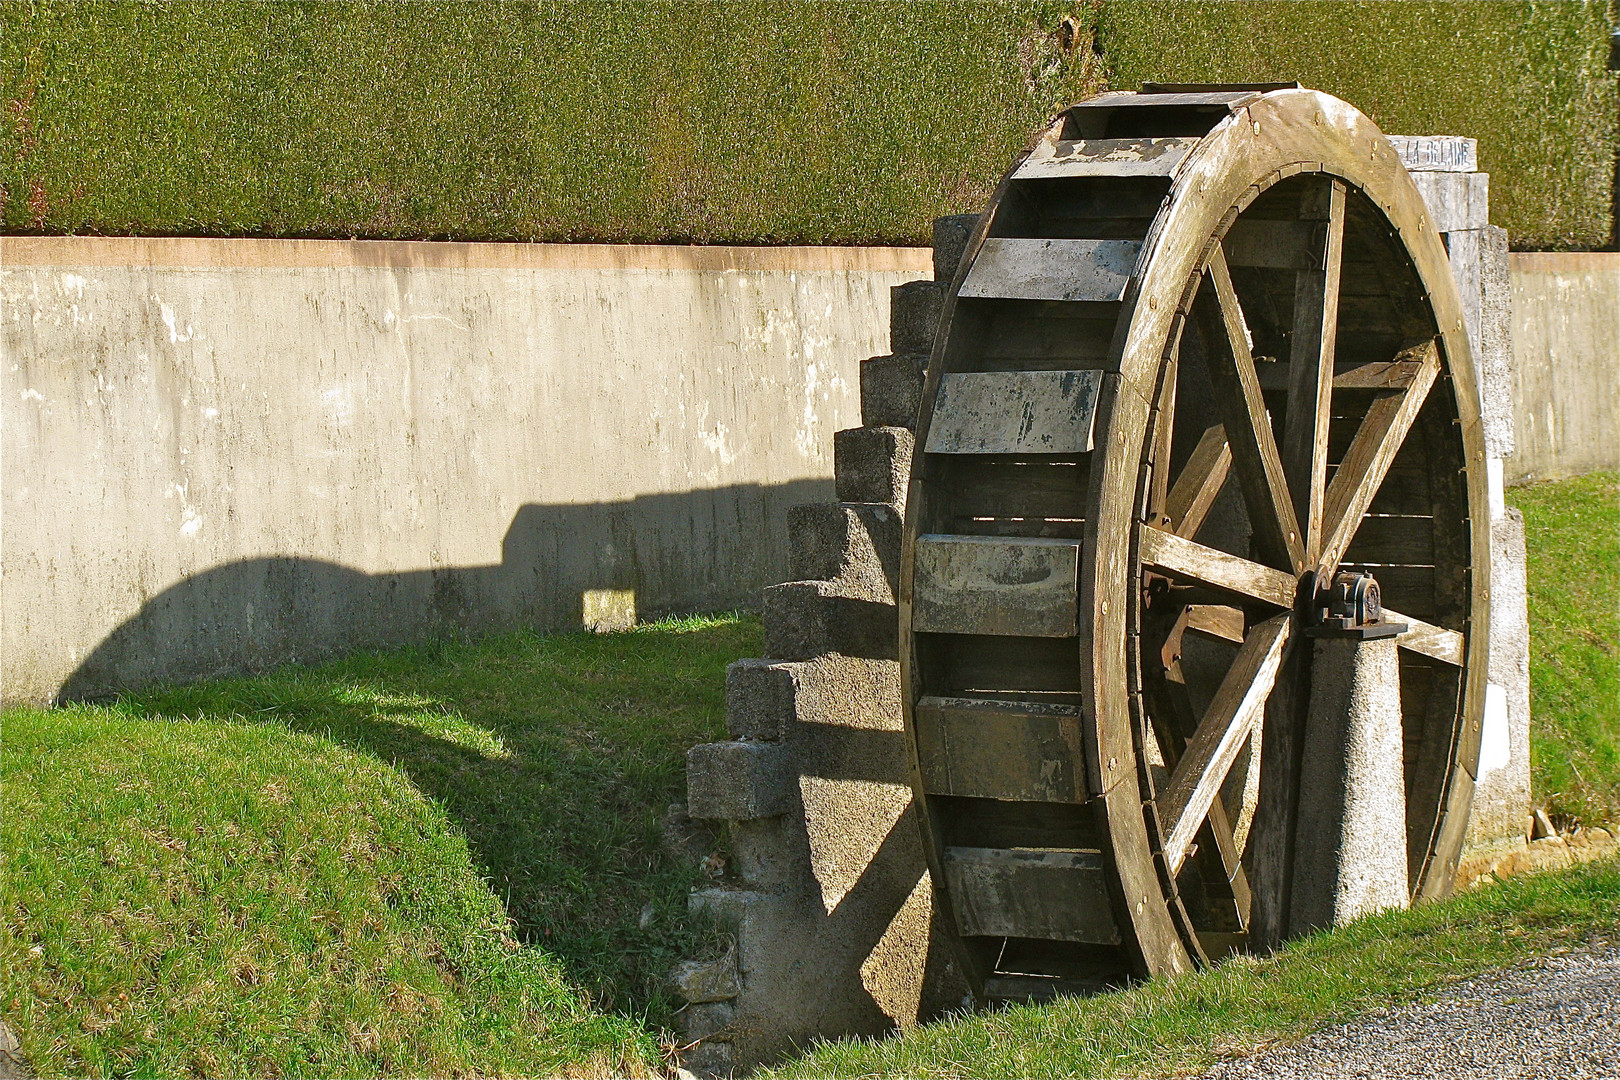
[915,696,1084,802]
[916,633,1082,699]
[1281,179,1345,566]
[1386,611,1465,666]
[969,304,1117,366]
[1224,218,1316,270]
[913,534,1080,637]
[1159,614,1292,875]
[960,238,1140,303]
[1015,137,1198,180]
[925,370,1102,455]
[929,795,1102,850]
[942,846,1120,944]
[1338,515,1435,564]
[1199,245,1307,573]
[1258,358,1429,392]
[934,457,1089,521]
[1319,339,1440,580]
[1138,525,1298,609]
[1186,604,1245,643]
[1070,90,1263,108]
[1165,424,1230,538]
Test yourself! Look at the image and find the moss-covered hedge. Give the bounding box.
[2,1,1614,247]
[1101,1,1617,251]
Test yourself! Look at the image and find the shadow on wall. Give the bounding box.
[58,479,831,702]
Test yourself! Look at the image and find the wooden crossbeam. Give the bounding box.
[1139,525,1297,609]
[1159,614,1293,876]
[1199,246,1307,573]
[1319,339,1441,581]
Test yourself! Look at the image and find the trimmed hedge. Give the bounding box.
[1101,1,1617,251]
[0,1,1100,244]
[2,1,1614,247]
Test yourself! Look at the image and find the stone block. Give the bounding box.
[860,352,926,429]
[680,1000,737,1041]
[933,214,980,283]
[1387,135,1478,173]
[677,1038,734,1078]
[725,655,902,741]
[1468,507,1533,847]
[729,814,811,891]
[688,886,769,931]
[669,947,740,1004]
[1410,171,1489,232]
[834,426,913,507]
[1477,225,1514,459]
[1290,636,1410,934]
[688,741,794,820]
[762,580,898,661]
[890,280,945,356]
[788,501,899,597]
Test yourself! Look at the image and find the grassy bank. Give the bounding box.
[1508,472,1620,828]
[1,614,760,1077]
[770,858,1620,1079]
[3,1,1612,247]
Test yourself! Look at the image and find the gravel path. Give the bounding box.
[1203,944,1620,1079]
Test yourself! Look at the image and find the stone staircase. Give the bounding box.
[671,218,975,1076]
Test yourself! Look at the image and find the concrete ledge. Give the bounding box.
[0,235,933,273]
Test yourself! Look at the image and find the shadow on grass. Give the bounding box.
[118,615,760,1025]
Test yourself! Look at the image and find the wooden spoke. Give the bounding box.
[1159,614,1292,876]
[1197,246,1307,573]
[1318,339,1440,580]
[1139,524,1297,609]
[1165,423,1231,538]
[1280,179,1345,566]
[1148,348,1180,520]
[1186,604,1245,643]
[1385,609,1465,666]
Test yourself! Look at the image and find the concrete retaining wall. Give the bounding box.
[1507,252,1620,484]
[1,237,930,704]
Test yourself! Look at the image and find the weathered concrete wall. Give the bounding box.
[1506,252,1620,484]
[1,237,930,703]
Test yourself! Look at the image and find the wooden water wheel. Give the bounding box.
[900,86,1489,1002]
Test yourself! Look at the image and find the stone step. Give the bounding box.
[834,426,914,507]
[860,352,926,430]
[762,579,898,661]
[725,655,901,742]
[933,214,980,284]
[787,501,899,599]
[890,279,945,356]
[687,740,794,821]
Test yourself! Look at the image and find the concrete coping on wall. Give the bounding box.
[1508,251,1620,274]
[0,235,934,273]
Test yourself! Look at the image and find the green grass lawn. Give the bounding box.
[1508,472,1619,828]
[1,613,759,1078]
